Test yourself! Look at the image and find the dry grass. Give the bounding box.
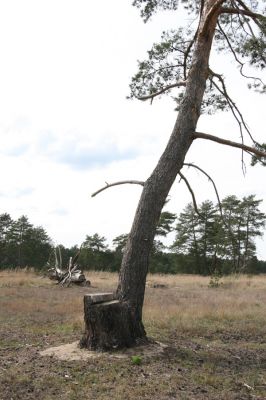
[0,268,50,287]
[1,270,266,333]
[144,274,266,339]
[1,269,266,400]
[85,270,119,289]
[1,269,266,338]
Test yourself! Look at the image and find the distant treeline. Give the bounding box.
[0,214,51,269]
[1,194,266,275]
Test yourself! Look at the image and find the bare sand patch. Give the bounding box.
[40,340,167,361]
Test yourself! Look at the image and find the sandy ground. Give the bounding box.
[40,341,167,361]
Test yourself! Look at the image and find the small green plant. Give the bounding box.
[131,355,142,365]
[209,273,223,288]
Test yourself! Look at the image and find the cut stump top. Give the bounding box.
[84,292,115,305]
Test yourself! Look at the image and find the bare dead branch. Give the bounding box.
[137,80,187,101]
[193,132,266,159]
[92,180,145,197]
[54,248,59,271]
[72,248,81,265]
[211,75,247,174]
[209,75,245,170]
[60,257,73,286]
[244,17,257,38]
[47,246,90,287]
[217,22,264,85]
[208,68,256,147]
[183,163,223,218]
[58,246,62,270]
[178,172,201,216]
[182,162,237,249]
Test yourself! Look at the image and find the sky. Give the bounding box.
[0,0,265,258]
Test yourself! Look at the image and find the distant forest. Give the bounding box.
[1,194,266,275]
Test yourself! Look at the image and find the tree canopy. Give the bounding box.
[129,0,266,166]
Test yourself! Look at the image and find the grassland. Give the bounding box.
[0,269,266,399]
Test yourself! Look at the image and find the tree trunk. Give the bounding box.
[243,211,250,270]
[80,293,147,350]
[82,0,221,349]
[192,216,201,274]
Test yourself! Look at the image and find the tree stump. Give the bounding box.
[80,293,147,351]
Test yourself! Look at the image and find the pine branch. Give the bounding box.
[220,6,265,21]
[220,1,266,29]
[236,0,265,30]
[92,180,145,197]
[137,80,187,101]
[193,132,266,159]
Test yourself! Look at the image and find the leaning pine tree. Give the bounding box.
[81,0,266,350]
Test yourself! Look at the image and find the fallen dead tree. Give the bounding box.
[47,247,90,287]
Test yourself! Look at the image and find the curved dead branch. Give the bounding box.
[178,172,201,216]
[182,163,237,251]
[183,163,223,218]
[92,180,145,197]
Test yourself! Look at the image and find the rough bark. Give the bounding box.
[82,0,222,349]
[80,294,147,350]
